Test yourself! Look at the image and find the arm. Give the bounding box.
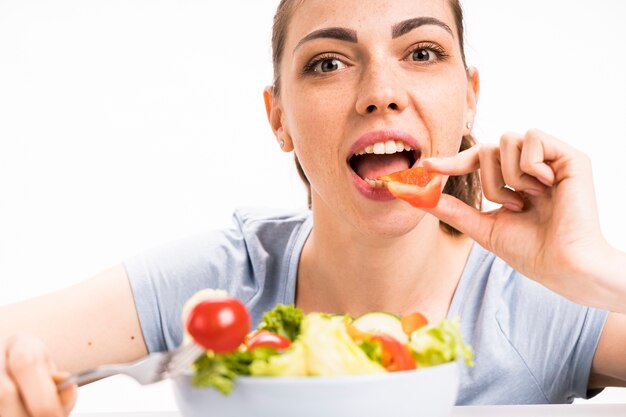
[0,264,147,416]
[0,264,147,372]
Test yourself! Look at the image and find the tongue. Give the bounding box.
[352,153,412,180]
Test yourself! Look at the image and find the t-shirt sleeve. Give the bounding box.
[499,271,609,402]
[123,227,257,353]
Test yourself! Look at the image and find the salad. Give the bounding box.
[182,290,473,395]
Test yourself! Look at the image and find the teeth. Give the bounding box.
[373,142,385,155]
[365,178,387,188]
[384,140,397,154]
[354,140,413,156]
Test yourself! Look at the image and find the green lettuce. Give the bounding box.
[250,339,308,376]
[257,304,304,341]
[408,317,473,367]
[192,347,278,394]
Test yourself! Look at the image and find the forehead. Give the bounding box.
[287,0,456,44]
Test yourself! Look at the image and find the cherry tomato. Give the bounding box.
[245,330,291,351]
[401,312,429,336]
[371,334,417,372]
[186,298,250,353]
[378,167,442,208]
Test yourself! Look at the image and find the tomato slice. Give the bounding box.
[186,298,251,353]
[378,167,442,208]
[371,334,417,372]
[245,330,291,351]
[401,312,429,336]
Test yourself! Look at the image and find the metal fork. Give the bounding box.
[56,342,204,389]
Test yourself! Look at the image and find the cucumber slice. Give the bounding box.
[352,312,408,344]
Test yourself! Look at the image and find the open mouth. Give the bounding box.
[349,140,420,188]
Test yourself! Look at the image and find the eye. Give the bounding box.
[411,48,434,62]
[304,55,348,74]
[405,42,448,64]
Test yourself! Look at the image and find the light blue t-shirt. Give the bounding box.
[124,207,608,405]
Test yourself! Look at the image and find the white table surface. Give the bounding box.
[72,404,626,417]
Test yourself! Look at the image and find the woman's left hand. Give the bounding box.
[422,129,626,312]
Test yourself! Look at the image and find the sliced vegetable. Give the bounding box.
[186,298,250,353]
[371,334,417,372]
[401,312,429,336]
[245,330,291,351]
[352,312,408,344]
[378,167,442,208]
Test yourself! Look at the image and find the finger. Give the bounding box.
[424,194,494,247]
[53,372,78,414]
[478,144,524,211]
[422,145,481,176]
[0,341,29,417]
[6,334,67,417]
[500,132,548,195]
[519,129,560,186]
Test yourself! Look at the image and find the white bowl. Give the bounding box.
[173,361,459,417]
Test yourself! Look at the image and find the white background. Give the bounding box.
[0,0,625,411]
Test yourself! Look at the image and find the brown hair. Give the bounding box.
[270,0,482,236]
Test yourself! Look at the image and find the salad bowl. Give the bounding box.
[172,360,460,417]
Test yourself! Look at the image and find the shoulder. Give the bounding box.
[233,206,311,235]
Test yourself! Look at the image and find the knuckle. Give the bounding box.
[524,128,543,139]
[478,143,497,159]
[8,342,48,374]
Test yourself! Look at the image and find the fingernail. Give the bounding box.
[502,202,523,212]
[524,188,543,197]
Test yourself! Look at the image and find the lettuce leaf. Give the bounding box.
[192,347,278,394]
[408,317,473,367]
[257,304,304,341]
[301,314,385,375]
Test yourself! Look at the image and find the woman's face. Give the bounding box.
[272,0,478,237]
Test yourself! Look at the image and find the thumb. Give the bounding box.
[53,371,78,415]
[424,194,493,246]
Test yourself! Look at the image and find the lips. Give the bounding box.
[347,131,421,197]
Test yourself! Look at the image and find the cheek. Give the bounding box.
[284,84,353,175]
[417,77,468,157]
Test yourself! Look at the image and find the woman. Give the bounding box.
[1,0,625,415]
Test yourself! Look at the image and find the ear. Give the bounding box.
[263,86,294,152]
[464,67,480,135]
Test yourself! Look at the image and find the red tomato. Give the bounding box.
[378,167,442,208]
[245,330,291,351]
[401,312,429,336]
[186,298,250,353]
[371,334,417,372]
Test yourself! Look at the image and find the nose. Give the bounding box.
[355,65,408,116]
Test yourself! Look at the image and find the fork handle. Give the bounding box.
[56,365,122,390]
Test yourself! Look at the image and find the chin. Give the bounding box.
[356,206,428,239]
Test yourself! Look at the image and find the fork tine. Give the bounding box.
[166,343,205,375]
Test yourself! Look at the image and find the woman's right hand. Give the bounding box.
[0,333,77,417]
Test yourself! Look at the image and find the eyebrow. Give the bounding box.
[293,17,453,54]
[391,17,453,39]
[294,27,357,52]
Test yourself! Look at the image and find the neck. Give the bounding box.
[296,205,473,322]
